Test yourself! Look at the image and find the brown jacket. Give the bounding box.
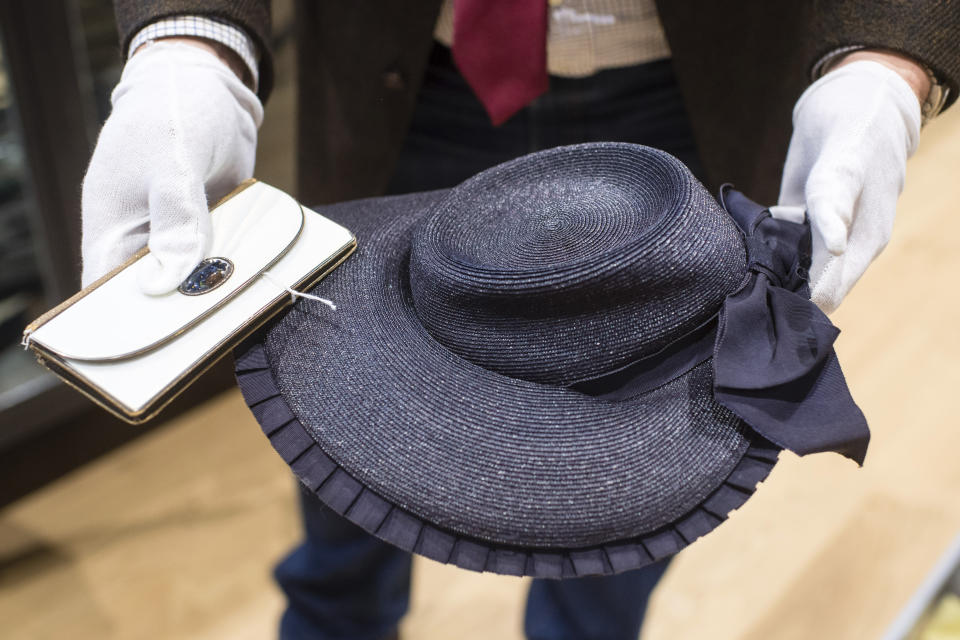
[115,1,959,204]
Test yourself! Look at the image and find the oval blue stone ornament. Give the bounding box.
[178,257,235,296]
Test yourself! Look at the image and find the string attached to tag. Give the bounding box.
[21,329,33,350]
[260,271,337,311]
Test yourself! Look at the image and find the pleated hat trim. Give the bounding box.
[235,340,779,578]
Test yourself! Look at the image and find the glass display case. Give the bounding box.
[0,39,45,422]
[0,1,120,446]
[0,1,292,461]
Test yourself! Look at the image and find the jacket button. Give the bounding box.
[382,69,406,91]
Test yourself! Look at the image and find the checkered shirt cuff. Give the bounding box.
[128,15,259,91]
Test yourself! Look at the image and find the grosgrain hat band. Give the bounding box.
[572,186,867,463]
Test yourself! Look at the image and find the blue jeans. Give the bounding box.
[278,487,671,640]
[278,45,700,640]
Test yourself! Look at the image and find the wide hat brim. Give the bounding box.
[235,177,783,578]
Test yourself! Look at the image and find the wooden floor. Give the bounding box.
[2,109,960,640]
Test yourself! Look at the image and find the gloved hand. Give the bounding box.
[81,40,263,294]
[772,59,922,313]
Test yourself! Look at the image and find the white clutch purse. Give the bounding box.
[22,180,355,424]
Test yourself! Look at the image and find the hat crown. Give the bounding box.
[409,143,747,385]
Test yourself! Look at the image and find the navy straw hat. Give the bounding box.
[235,143,869,578]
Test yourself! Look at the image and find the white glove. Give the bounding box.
[772,60,921,313]
[81,41,263,293]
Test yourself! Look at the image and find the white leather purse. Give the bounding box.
[22,180,355,424]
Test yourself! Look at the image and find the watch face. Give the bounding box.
[921,68,948,125]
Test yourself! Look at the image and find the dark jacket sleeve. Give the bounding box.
[813,0,960,110]
[112,0,274,101]
[656,0,960,203]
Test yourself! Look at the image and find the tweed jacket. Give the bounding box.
[114,1,959,205]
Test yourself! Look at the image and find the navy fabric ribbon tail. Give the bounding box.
[713,187,870,465]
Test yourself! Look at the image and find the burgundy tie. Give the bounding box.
[452,0,549,126]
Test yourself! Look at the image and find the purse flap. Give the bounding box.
[29,181,304,361]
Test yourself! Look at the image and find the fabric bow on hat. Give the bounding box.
[713,187,870,465]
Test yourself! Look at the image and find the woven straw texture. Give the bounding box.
[236,341,778,577]
[410,144,745,384]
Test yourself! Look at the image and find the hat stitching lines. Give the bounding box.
[236,342,779,577]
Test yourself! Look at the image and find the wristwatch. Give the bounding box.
[920,64,949,126]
